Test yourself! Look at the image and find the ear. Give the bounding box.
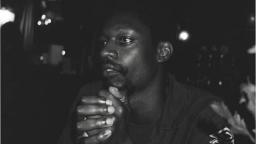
[156,42,173,63]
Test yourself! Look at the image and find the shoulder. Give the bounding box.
[170,74,218,99]
[172,78,220,108]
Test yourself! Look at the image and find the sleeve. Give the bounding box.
[189,106,235,144]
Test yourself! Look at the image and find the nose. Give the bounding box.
[100,48,118,60]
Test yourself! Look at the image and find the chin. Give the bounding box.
[105,76,127,89]
[110,81,125,88]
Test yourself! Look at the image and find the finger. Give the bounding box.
[80,128,113,144]
[77,128,108,140]
[99,88,124,101]
[98,90,120,105]
[87,128,102,137]
[109,86,127,104]
[108,86,122,99]
[77,124,115,140]
[81,96,112,106]
[77,116,116,131]
[77,105,115,115]
[98,90,124,116]
[98,90,121,107]
[77,115,102,122]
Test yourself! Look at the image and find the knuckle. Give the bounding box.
[95,120,104,127]
[98,129,112,141]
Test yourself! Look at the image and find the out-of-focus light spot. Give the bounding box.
[178,30,190,41]
[40,55,44,61]
[41,14,46,20]
[41,1,47,9]
[37,20,42,26]
[218,81,223,86]
[0,8,15,27]
[248,45,256,54]
[61,50,66,56]
[47,19,52,23]
[250,15,255,22]
[45,19,51,25]
[207,80,211,85]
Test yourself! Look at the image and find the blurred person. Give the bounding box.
[240,46,255,118]
[237,76,255,143]
[209,47,255,144]
[235,48,255,143]
[240,76,255,118]
[59,1,235,144]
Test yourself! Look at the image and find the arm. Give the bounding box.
[189,105,234,144]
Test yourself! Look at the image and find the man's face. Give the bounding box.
[98,14,158,90]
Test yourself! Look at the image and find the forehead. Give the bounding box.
[102,14,150,36]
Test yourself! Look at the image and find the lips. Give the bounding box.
[102,63,127,88]
[102,64,122,77]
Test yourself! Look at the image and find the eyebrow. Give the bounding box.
[114,25,138,33]
[117,30,136,36]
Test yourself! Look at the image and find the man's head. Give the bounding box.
[94,3,176,90]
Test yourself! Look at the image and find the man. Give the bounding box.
[59,3,234,144]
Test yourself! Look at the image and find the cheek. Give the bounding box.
[121,48,154,78]
[122,49,139,65]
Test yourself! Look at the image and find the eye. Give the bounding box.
[117,35,135,46]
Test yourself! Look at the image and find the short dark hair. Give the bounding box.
[96,0,177,45]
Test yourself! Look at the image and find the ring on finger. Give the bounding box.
[119,95,127,103]
[78,131,89,139]
[82,131,89,137]
[99,118,107,126]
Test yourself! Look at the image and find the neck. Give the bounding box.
[128,67,166,124]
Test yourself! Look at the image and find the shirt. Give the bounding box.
[58,75,234,144]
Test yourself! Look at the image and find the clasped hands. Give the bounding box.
[76,86,126,144]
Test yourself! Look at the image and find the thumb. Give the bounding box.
[109,86,130,111]
[109,86,122,99]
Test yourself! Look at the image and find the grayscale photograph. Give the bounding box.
[2,0,255,144]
